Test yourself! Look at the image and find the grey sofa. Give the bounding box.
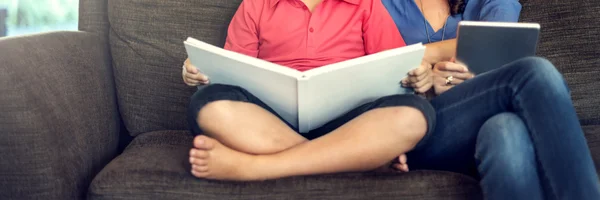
[1,0,599,199]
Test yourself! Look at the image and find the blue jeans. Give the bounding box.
[406,57,600,199]
[477,112,543,200]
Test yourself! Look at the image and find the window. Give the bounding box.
[0,0,78,38]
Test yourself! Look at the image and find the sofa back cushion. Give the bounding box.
[520,0,600,125]
[106,0,600,136]
[108,0,242,135]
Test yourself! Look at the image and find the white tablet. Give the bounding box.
[456,21,541,75]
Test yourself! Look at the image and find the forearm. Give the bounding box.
[423,39,457,64]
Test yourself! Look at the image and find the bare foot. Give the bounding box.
[373,154,409,173]
[189,135,263,181]
[373,161,396,173]
[391,154,409,172]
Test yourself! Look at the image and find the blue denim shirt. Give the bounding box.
[381,0,522,45]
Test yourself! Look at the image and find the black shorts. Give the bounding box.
[187,84,436,150]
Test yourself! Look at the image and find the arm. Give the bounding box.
[363,0,406,54]
[423,0,521,63]
[0,31,119,198]
[183,0,260,86]
[223,0,260,57]
[424,39,457,64]
[365,0,437,94]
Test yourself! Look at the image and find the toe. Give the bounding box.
[191,170,209,178]
[392,163,409,172]
[398,154,407,164]
[193,135,215,150]
[190,156,208,166]
[193,165,209,172]
[190,148,209,159]
[392,163,403,171]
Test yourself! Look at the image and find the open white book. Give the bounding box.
[184,37,425,133]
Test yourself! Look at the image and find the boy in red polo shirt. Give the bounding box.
[183,0,434,181]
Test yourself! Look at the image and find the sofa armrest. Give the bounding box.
[0,31,119,199]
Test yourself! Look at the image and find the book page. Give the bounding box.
[299,45,425,131]
[184,38,302,128]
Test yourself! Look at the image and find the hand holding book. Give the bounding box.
[401,60,434,94]
[183,58,210,86]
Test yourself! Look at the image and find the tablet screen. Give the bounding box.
[456,21,540,75]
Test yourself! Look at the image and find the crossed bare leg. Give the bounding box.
[189,100,421,181]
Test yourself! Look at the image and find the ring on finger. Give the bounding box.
[445,75,454,85]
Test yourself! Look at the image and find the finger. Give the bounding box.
[411,75,430,89]
[400,77,413,88]
[185,72,209,82]
[415,82,433,93]
[409,65,427,76]
[448,77,467,85]
[185,63,198,74]
[406,75,419,83]
[437,62,469,73]
[447,72,474,80]
[407,70,428,82]
[434,69,472,82]
[184,79,200,86]
[417,68,430,80]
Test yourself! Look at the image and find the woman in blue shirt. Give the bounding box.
[383,0,600,199]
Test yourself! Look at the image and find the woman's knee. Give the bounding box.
[476,113,536,172]
[510,57,569,92]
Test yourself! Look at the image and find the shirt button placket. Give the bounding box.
[307,12,316,56]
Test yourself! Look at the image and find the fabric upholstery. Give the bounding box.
[108,0,242,136]
[105,0,600,135]
[78,0,109,41]
[0,31,119,199]
[520,0,600,125]
[1,0,598,199]
[583,125,600,175]
[88,130,482,200]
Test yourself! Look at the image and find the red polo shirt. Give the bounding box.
[224,0,406,71]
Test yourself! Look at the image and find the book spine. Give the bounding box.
[297,75,310,133]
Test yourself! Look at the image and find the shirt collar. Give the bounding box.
[270,0,359,8]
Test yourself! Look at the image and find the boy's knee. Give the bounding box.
[378,106,428,144]
[187,84,249,136]
[376,95,435,142]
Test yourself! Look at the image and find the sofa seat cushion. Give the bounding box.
[88,130,482,200]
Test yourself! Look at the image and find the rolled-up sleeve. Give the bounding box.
[478,0,522,22]
[224,0,260,57]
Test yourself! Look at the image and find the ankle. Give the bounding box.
[244,154,287,181]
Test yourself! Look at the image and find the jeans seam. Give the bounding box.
[510,68,560,200]
[436,84,509,114]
